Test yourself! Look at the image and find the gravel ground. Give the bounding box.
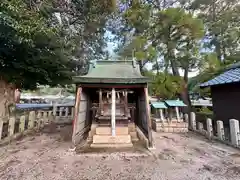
[0,125,240,180]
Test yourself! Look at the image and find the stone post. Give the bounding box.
[217,120,225,141]
[190,112,196,130]
[206,118,213,138]
[8,117,16,136]
[48,111,54,123]
[197,122,204,131]
[37,111,42,129]
[43,111,48,124]
[28,111,35,129]
[19,115,26,133]
[184,113,189,123]
[229,119,240,146]
[111,88,116,136]
[53,104,57,116]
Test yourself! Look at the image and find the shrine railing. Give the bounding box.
[0,104,74,143]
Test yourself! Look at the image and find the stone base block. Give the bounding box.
[136,126,149,148]
[90,143,133,148]
[130,131,139,141]
[93,135,131,144]
[95,127,129,135]
[153,120,188,133]
[128,123,136,132]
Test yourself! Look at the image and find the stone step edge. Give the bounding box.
[90,143,133,148]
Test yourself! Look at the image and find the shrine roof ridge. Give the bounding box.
[73,60,150,84]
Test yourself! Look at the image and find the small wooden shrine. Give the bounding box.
[151,100,189,133]
[72,60,152,148]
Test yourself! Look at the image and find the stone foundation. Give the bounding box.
[152,119,188,133]
[96,127,129,135]
[92,135,132,144]
[135,126,149,148]
[88,122,140,148]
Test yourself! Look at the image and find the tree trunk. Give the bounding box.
[170,60,191,113]
[0,79,15,118]
[15,89,21,103]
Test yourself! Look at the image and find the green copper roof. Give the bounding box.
[151,102,167,109]
[164,100,186,107]
[73,60,149,84]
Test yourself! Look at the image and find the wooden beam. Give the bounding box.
[111,88,116,136]
[124,91,128,116]
[99,89,103,115]
[81,84,146,88]
[144,87,153,148]
[72,86,82,144]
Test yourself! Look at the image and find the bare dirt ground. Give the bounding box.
[0,125,240,180]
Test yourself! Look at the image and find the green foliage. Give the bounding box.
[0,0,73,89]
[188,52,237,96]
[146,71,183,99]
[190,0,240,60]
[112,0,240,101]
[198,107,213,115]
[0,0,116,90]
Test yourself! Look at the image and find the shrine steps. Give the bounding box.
[90,143,133,148]
[96,127,129,135]
[88,123,139,148]
[92,135,132,143]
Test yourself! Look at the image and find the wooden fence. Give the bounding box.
[0,105,74,142]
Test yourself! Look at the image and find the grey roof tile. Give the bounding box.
[200,68,240,87]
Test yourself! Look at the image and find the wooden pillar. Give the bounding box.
[124,91,128,116]
[144,87,153,148]
[159,109,164,121]
[0,118,3,140]
[99,89,103,115]
[72,86,82,144]
[53,104,57,116]
[175,106,180,122]
[65,107,69,117]
[111,88,116,136]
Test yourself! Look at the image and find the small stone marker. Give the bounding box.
[37,112,42,129]
[190,112,196,130]
[19,115,26,132]
[28,111,35,129]
[217,120,225,141]
[48,111,54,123]
[8,117,16,136]
[229,119,240,146]
[198,122,204,131]
[206,118,213,138]
[43,112,48,124]
[184,113,189,123]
